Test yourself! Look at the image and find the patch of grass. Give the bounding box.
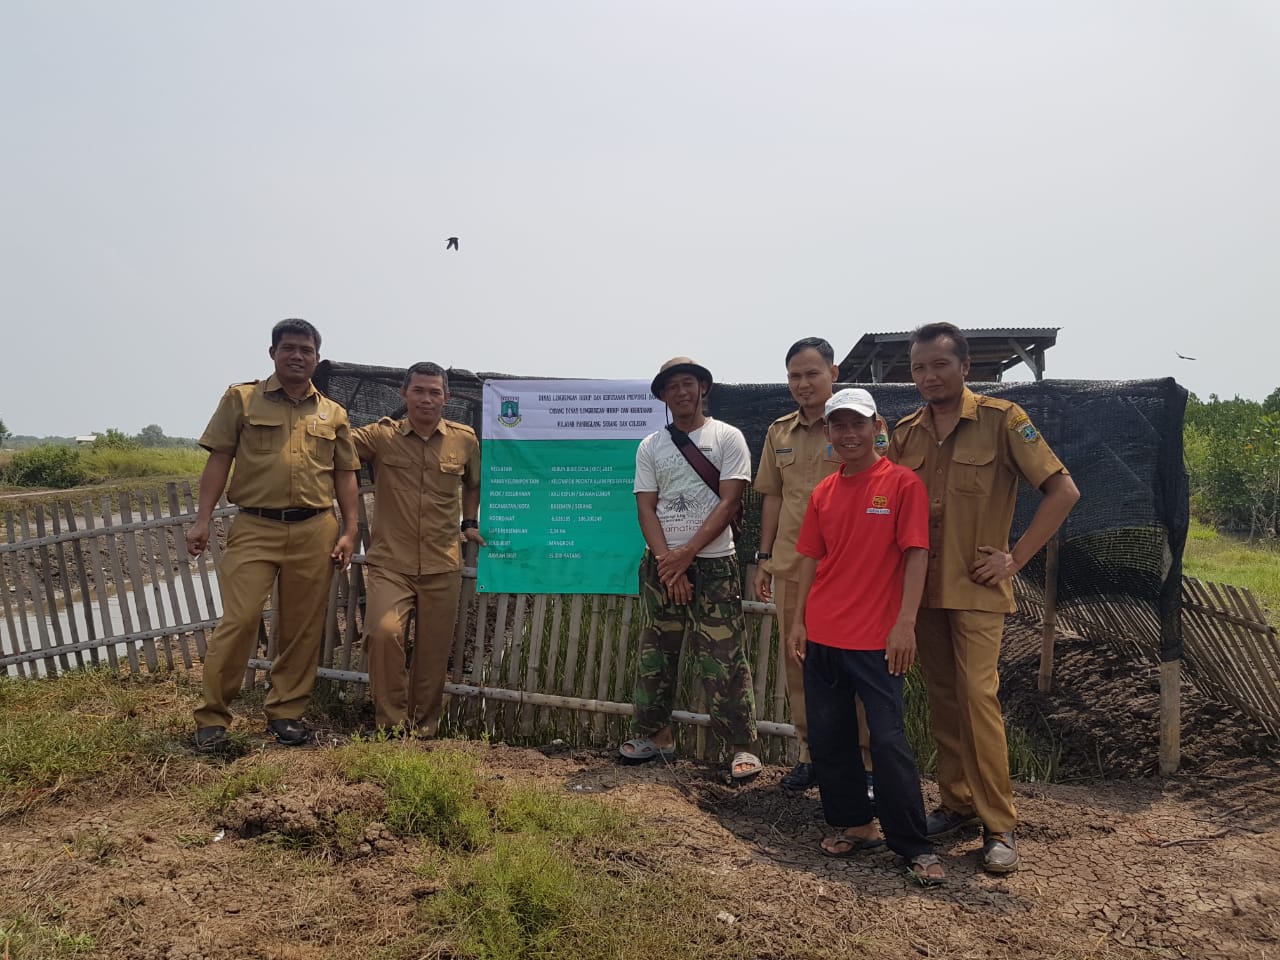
[0,671,181,817]
[494,784,625,839]
[192,762,285,814]
[414,836,770,960]
[80,446,208,481]
[1006,717,1062,784]
[0,913,97,957]
[342,745,492,849]
[1183,519,1280,625]
[427,835,581,958]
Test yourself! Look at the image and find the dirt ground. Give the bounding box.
[2,622,1278,959]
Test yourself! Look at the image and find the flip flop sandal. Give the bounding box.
[820,832,886,857]
[906,853,947,887]
[729,751,763,781]
[618,737,676,763]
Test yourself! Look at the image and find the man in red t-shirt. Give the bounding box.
[788,388,944,885]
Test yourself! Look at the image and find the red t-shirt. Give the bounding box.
[794,456,929,651]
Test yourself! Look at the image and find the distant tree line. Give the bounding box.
[1185,388,1280,539]
[0,424,198,450]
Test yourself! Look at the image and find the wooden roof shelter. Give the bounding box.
[837,327,1060,383]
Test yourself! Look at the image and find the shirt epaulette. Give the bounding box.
[446,419,478,437]
[894,405,927,428]
[974,393,1016,412]
[228,380,260,390]
[770,410,801,428]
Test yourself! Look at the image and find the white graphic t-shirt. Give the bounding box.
[633,418,751,559]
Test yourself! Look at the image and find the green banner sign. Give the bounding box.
[477,380,667,595]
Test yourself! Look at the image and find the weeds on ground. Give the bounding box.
[192,761,286,813]
[342,744,494,849]
[415,838,768,960]
[0,912,97,957]
[0,671,182,817]
[903,665,1063,782]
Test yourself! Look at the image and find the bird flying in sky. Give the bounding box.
[1176,352,1197,360]
[446,237,459,250]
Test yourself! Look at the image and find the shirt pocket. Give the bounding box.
[895,449,926,473]
[951,446,997,496]
[306,420,337,466]
[245,412,287,455]
[774,450,798,472]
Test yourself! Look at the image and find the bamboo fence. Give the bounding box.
[4,484,1279,754]
[0,483,796,761]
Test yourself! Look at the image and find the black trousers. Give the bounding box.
[804,642,933,859]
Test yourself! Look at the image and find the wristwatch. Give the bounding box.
[754,551,772,563]
[460,519,480,532]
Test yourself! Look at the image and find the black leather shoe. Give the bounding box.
[925,806,981,837]
[267,718,312,747]
[193,725,228,753]
[780,761,815,791]
[981,829,1019,873]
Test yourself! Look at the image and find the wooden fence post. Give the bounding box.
[1037,535,1060,693]
[1159,658,1181,775]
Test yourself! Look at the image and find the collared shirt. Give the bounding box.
[753,408,843,579]
[352,416,481,576]
[887,388,1068,613]
[199,375,359,510]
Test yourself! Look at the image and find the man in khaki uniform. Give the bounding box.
[752,337,853,791]
[888,322,1079,873]
[187,319,360,752]
[352,362,484,735]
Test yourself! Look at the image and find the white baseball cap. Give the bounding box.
[824,388,878,419]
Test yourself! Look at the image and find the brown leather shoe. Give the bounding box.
[981,829,1020,873]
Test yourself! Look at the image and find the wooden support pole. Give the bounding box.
[1038,535,1060,693]
[1159,658,1181,775]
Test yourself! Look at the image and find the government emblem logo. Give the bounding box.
[872,495,888,508]
[498,397,522,428]
[1020,422,1040,443]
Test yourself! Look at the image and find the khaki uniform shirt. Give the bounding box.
[887,388,1068,613]
[352,417,481,576]
[754,408,843,580]
[199,375,359,510]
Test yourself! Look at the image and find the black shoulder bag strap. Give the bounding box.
[665,424,744,539]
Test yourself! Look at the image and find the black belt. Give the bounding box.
[241,506,327,523]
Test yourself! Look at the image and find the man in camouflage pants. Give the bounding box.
[621,357,760,780]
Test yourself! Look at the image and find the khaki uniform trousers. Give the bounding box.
[363,565,463,734]
[195,510,337,729]
[915,608,1017,833]
[775,578,871,768]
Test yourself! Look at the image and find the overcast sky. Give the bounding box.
[3,1,1277,437]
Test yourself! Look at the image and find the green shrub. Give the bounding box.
[1,444,88,488]
[92,428,139,450]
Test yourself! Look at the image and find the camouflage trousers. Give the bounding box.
[632,550,757,748]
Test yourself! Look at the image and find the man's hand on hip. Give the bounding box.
[969,545,1019,586]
